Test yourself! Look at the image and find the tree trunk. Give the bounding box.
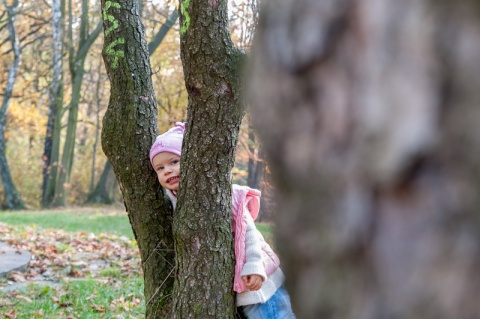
[171,0,244,317]
[246,123,264,191]
[249,1,480,318]
[52,17,103,207]
[148,8,179,55]
[88,63,102,193]
[0,0,25,210]
[100,0,175,317]
[42,0,64,207]
[89,61,104,193]
[52,68,84,206]
[86,6,177,206]
[43,101,63,207]
[85,160,116,204]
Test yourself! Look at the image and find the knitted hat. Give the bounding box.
[149,122,185,166]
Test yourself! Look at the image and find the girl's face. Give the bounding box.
[152,152,180,192]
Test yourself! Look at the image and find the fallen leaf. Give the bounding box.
[7,272,27,283]
[2,308,17,319]
[15,295,32,303]
[91,303,106,313]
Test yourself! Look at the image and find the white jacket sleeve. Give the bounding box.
[239,209,267,281]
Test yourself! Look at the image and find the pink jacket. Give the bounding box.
[231,185,280,293]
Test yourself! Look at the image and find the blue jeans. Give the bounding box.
[241,286,295,319]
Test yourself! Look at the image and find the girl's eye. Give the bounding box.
[172,160,179,165]
[157,167,164,171]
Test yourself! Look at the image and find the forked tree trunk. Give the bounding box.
[249,1,480,318]
[100,0,175,317]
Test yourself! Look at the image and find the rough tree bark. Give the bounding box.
[249,1,480,318]
[171,0,245,317]
[0,0,25,210]
[100,0,174,317]
[86,8,178,205]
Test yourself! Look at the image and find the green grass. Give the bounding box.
[0,208,273,242]
[0,207,275,318]
[0,208,134,239]
[1,277,144,318]
[256,223,274,244]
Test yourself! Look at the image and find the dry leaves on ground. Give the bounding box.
[0,223,141,284]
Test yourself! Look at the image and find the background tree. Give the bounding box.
[2,1,50,207]
[45,0,103,207]
[249,0,480,318]
[41,0,64,207]
[171,0,245,316]
[0,0,25,209]
[0,0,257,209]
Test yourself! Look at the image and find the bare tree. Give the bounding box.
[0,0,25,210]
[43,0,102,207]
[41,0,64,207]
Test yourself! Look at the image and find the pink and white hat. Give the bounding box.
[149,122,185,166]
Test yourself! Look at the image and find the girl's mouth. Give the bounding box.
[166,176,179,184]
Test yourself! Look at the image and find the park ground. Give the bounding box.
[0,206,273,318]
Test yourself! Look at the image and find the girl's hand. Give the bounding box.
[242,274,264,291]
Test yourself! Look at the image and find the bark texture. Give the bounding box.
[171,0,245,317]
[101,0,174,317]
[249,1,480,318]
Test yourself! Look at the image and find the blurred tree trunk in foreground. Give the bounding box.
[0,0,25,210]
[249,1,480,318]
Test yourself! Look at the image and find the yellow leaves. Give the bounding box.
[3,0,16,7]
[6,101,47,140]
[109,293,142,312]
[91,303,106,313]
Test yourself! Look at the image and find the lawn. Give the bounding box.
[0,207,142,318]
[0,206,274,318]
[0,206,134,239]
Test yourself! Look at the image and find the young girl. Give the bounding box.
[149,122,295,319]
